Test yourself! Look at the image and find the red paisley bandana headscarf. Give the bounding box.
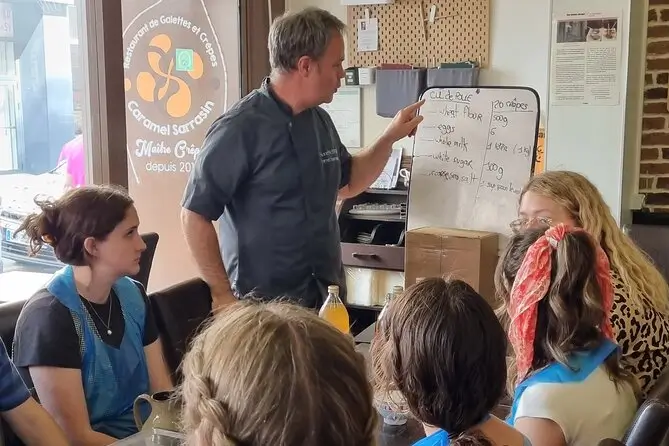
[507,223,614,384]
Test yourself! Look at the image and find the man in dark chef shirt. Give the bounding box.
[181,7,423,310]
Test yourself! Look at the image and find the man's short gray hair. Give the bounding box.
[268,7,346,73]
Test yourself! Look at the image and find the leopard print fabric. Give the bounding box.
[610,268,669,396]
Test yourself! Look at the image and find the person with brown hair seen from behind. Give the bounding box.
[513,170,669,395]
[12,185,173,444]
[497,224,637,446]
[371,277,530,446]
[180,301,376,446]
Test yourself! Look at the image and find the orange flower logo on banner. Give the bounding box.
[122,6,228,184]
[125,34,204,118]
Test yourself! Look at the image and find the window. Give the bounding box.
[0,0,93,300]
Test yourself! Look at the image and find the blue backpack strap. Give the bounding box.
[508,339,618,425]
[45,266,79,309]
[46,269,149,439]
[46,266,95,369]
[46,269,148,377]
[412,415,492,445]
[112,277,146,340]
[412,429,449,446]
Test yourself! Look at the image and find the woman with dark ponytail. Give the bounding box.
[497,224,637,446]
[371,278,530,446]
[12,185,173,444]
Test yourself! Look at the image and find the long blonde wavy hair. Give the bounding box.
[179,301,376,446]
[522,171,669,313]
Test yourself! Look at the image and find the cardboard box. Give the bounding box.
[404,227,499,304]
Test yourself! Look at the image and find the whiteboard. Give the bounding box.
[407,87,540,239]
[321,87,362,148]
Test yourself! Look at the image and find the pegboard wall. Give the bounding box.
[346,0,489,68]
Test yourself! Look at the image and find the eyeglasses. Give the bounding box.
[509,216,553,234]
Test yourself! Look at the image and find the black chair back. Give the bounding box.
[648,369,669,403]
[0,301,27,446]
[130,232,159,289]
[0,300,25,352]
[149,278,212,383]
[599,440,625,446]
[627,224,669,282]
[622,399,669,446]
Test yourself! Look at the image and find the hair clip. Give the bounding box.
[547,236,558,248]
[42,234,55,245]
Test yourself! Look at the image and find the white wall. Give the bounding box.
[545,0,646,224]
[285,0,643,222]
[286,0,553,151]
[482,0,551,119]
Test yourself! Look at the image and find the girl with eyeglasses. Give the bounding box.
[497,224,638,446]
[510,171,669,396]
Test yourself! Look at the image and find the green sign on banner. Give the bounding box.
[175,48,194,71]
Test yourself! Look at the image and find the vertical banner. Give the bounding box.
[122,0,240,290]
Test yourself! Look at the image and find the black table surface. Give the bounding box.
[355,321,376,344]
[377,417,425,446]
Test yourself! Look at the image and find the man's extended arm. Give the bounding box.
[339,100,424,199]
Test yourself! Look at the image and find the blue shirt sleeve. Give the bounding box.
[180,115,251,221]
[412,429,447,446]
[0,338,30,412]
[339,142,352,189]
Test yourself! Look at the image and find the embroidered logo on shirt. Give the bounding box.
[320,148,339,164]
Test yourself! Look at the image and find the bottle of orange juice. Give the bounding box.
[318,285,350,335]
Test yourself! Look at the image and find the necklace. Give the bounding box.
[82,295,113,336]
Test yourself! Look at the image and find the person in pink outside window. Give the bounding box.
[57,125,85,188]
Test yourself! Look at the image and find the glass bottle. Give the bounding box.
[376,286,404,335]
[375,292,392,336]
[318,285,350,334]
[373,285,410,427]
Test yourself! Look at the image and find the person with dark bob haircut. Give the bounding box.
[12,185,173,444]
[371,277,530,446]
